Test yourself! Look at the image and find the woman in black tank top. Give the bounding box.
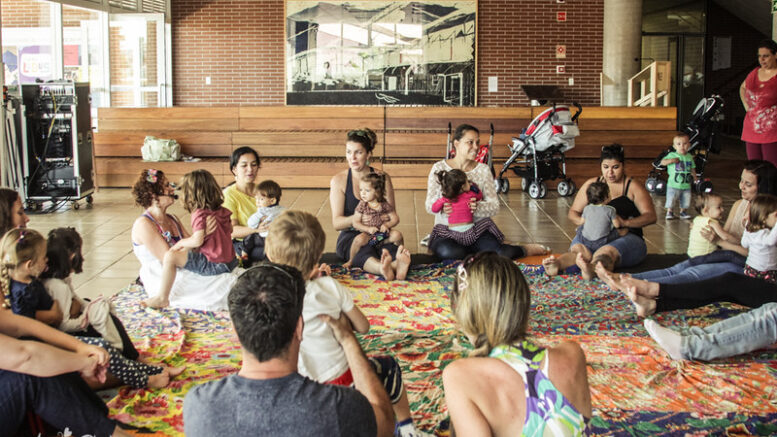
[542,144,657,279]
[329,129,411,280]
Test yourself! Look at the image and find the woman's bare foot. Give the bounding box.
[379,249,395,281]
[395,245,411,281]
[542,255,560,276]
[621,276,660,298]
[625,285,657,317]
[147,370,170,388]
[524,243,552,256]
[576,252,593,280]
[596,263,624,289]
[342,260,353,269]
[141,295,169,309]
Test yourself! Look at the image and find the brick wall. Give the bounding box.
[171,0,604,107]
[1,0,51,27]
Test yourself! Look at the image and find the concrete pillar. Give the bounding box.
[602,0,643,106]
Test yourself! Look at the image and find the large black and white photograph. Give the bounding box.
[285,0,477,106]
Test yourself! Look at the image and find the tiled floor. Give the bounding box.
[27,168,741,302]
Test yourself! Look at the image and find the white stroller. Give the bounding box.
[496,102,582,199]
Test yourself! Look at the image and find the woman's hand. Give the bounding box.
[76,343,109,366]
[468,198,478,213]
[379,224,389,233]
[700,225,720,243]
[257,218,271,234]
[442,203,453,215]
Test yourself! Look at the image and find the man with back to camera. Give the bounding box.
[183,262,394,436]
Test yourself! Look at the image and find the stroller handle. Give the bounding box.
[571,101,582,122]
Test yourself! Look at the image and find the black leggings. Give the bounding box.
[429,232,526,260]
[656,272,777,313]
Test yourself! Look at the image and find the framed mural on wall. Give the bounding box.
[285,0,477,106]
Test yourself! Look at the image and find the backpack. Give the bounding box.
[141,136,181,161]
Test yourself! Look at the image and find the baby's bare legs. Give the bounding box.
[344,232,371,269]
[143,249,188,309]
[387,229,404,247]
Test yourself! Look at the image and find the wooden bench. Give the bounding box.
[94,106,677,190]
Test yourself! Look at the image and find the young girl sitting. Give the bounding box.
[344,173,403,269]
[143,169,239,308]
[741,194,777,283]
[1,228,182,388]
[41,227,137,358]
[431,169,482,233]
[686,193,727,257]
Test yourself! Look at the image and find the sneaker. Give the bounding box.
[395,421,434,437]
[420,234,431,247]
[679,212,692,220]
[665,211,675,220]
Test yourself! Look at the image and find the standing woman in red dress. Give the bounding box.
[741,39,777,166]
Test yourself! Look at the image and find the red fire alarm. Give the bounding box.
[557,11,567,22]
[556,65,566,74]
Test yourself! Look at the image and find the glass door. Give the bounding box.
[108,14,167,107]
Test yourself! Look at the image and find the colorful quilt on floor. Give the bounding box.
[109,262,777,436]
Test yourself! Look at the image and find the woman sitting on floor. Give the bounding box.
[598,160,777,285]
[0,188,30,235]
[425,124,548,260]
[443,252,592,435]
[130,169,236,311]
[542,143,657,279]
[329,128,411,280]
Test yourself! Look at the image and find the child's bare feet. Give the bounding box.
[524,244,552,256]
[395,245,411,281]
[625,285,657,317]
[542,255,560,276]
[141,295,169,309]
[342,260,353,269]
[147,365,185,388]
[379,249,395,281]
[576,252,593,280]
[621,276,660,298]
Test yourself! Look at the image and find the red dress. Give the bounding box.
[742,67,777,144]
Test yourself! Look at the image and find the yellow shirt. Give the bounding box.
[222,184,257,228]
[687,216,719,258]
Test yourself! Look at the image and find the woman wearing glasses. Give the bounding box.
[425,124,549,260]
[443,252,591,436]
[543,144,657,279]
[329,128,412,280]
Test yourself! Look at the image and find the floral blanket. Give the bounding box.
[110,262,777,436]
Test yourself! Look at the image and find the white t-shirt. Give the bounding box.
[742,225,777,272]
[297,276,355,382]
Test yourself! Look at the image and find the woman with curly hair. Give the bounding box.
[130,169,236,311]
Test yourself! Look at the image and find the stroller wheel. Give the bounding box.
[695,179,714,194]
[521,178,530,192]
[654,179,667,195]
[645,177,657,193]
[497,178,510,194]
[528,181,547,199]
[557,179,575,197]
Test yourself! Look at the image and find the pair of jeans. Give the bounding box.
[0,371,116,436]
[665,186,691,210]
[682,302,777,361]
[632,250,745,284]
[429,232,525,260]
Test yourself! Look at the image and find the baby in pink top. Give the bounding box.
[431,169,483,232]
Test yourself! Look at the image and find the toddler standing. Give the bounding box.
[661,132,698,220]
[242,179,286,264]
[741,194,777,283]
[143,169,238,308]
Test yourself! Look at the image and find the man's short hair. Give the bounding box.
[228,262,306,362]
[265,210,325,277]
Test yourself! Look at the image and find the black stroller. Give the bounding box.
[645,95,725,195]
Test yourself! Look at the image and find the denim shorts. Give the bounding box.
[606,232,648,268]
[570,226,620,253]
[184,251,238,276]
[665,186,691,209]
